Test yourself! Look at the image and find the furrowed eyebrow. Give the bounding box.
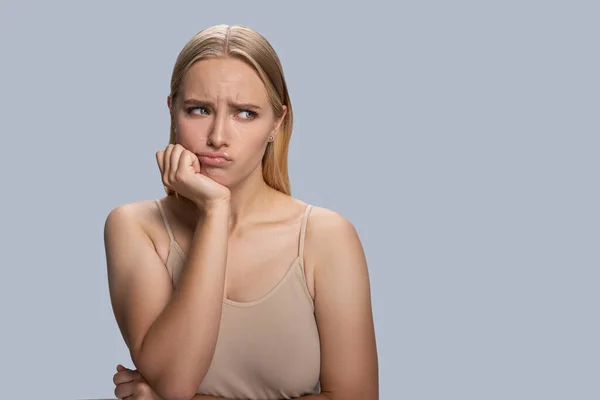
[183,98,262,111]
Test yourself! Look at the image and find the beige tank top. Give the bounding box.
[155,200,321,399]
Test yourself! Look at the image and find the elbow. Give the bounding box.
[153,380,197,400]
[151,368,205,400]
[134,360,198,400]
[150,369,201,400]
[132,344,205,400]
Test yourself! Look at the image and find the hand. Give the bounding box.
[156,144,231,208]
[113,364,163,400]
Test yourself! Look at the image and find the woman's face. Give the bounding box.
[168,57,286,188]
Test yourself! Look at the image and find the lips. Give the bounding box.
[198,151,231,160]
[197,152,231,167]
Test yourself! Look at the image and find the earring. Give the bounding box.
[268,135,274,142]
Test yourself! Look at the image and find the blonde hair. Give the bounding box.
[167,24,293,196]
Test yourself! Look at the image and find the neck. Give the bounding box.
[173,168,282,232]
[226,169,279,231]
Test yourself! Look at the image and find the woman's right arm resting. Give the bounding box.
[104,202,230,400]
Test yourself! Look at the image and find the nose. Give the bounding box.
[207,113,229,148]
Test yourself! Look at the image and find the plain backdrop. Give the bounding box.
[0,1,598,399]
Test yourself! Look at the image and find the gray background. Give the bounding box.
[0,1,598,399]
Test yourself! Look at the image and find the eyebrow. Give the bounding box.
[183,98,262,111]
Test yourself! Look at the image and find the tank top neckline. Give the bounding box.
[156,199,314,309]
[168,242,305,308]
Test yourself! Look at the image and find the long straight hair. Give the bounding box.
[167,24,294,196]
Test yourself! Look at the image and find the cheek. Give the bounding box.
[238,127,271,154]
[175,120,209,145]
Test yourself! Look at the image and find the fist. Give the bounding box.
[156,144,231,208]
[113,364,162,400]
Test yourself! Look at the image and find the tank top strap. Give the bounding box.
[155,199,175,243]
[298,204,313,268]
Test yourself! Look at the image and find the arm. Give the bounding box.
[305,208,379,400]
[105,202,230,400]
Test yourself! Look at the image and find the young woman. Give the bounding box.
[104,24,378,400]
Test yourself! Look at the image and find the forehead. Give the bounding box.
[181,57,268,101]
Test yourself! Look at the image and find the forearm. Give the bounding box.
[136,203,230,398]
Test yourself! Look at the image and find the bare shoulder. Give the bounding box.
[104,199,161,236]
[306,206,356,231]
[304,205,368,287]
[103,197,170,284]
[104,198,172,257]
[306,206,364,261]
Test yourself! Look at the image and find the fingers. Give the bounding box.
[182,148,201,175]
[164,144,173,184]
[157,144,196,195]
[169,145,185,183]
[156,150,164,175]
[114,364,151,399]
[115,380,152,400]
[113,367,141,385]
[114,380,135,399]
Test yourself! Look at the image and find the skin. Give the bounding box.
[105,57,378,400]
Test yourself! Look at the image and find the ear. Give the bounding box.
[271,105,287,139]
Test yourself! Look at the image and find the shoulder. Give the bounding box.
[104,198,177,277]
[305,205,366,272]
[306,206,361,247]
[104,199,164,243]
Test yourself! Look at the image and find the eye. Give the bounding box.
[239,110,257,119]
[187,107,209,115]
